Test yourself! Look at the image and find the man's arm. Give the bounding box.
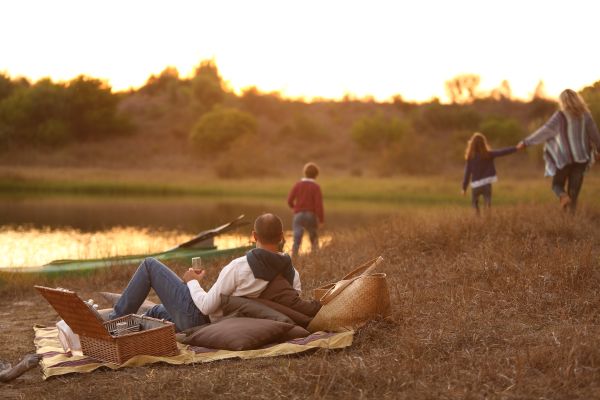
[186,262,237,316]
[287,183,298,209]
[314,185,324,223]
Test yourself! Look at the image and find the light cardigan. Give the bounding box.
[186,255,301,320]
[523,111,600,176]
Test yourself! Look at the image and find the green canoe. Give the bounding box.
[2,215,253,275]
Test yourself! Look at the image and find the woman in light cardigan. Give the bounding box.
[518,89,600,212]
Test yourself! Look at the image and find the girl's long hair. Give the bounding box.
[559,89,590,118]
[464,132,491,160]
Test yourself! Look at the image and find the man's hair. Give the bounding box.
[254,213,284,245]
[303,162,319,179]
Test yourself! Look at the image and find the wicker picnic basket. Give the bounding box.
[35,286,179,364]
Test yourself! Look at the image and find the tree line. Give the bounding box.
[2,62,600,176]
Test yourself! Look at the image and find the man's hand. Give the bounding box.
[461,190,466,196]
[516,141,525,151]
[183,268,206,283]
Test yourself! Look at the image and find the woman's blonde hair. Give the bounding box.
[558,89,589,118]
[464,132,491,160]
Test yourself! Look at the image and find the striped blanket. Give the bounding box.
[34,325,353,379]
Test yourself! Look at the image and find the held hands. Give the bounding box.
[516,141,526,151]
[183,268,206,283]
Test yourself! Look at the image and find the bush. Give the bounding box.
[416,102,482,132]
[278,113,326,140]
[479,116,525,147]
[351,112,409,151]
[190,107,257,153]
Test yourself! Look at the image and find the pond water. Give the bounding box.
[0,195,392,268]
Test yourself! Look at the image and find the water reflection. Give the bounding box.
[0,226,331,268]
[0,195,379,268]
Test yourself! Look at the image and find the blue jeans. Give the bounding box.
[108,258,210,332]
[292,211,319,257]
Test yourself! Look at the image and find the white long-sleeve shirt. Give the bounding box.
[186,255,301,320]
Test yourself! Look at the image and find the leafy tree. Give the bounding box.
[580,81,600,126]
[445,74,481,104]
[0,75,131,146]
[490,80,512,100]
[191,59,225,113]
[142,67,185,102]
[65,75,127,139]
[190,106,256,152]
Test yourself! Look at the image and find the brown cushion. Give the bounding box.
[220,295,294,324]
[179,317,295,351]
[253,298,313,328]
[280,325,311,341]
[259,275,321,317]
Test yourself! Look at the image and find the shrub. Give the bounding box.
[417,102,482,132]
[36,118,72,146]
[351,112,409,151]
[278,113,326,140]
[190,107,257,153]
[479,116,525,147]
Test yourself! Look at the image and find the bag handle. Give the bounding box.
[320,272,388,305]
[319,257,385,305]
[340,256,384,281]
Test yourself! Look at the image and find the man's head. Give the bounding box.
[253,213,284,249]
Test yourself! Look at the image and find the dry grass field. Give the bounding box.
[1,204,600,399]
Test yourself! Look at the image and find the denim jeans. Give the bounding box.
[552,162,587,212]
[292,211,319,257]
[108,258,209,332]
[471,184,492,214]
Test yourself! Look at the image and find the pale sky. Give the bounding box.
[1,0,599,102]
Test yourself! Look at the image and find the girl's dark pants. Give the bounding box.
[471,184,492,214]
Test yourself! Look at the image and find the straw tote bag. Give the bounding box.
[307,257,391,333]
[312,256,384,301]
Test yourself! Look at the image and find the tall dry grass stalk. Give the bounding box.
[2,204,600,399]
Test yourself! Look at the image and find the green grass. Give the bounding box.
[2,171,599,207]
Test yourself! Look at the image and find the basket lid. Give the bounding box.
[35,285,111,339]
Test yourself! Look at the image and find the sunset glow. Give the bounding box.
[2,0,599,101]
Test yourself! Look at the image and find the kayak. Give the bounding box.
[1,215,253,275]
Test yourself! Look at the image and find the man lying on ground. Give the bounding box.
[109,213,316,332]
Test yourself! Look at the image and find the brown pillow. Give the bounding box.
[179,317,295,351]
[280,325,310,341]
[220,295,294,324]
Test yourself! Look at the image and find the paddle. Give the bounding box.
[172,214,249,250]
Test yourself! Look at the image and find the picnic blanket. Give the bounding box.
[34,325,354,379]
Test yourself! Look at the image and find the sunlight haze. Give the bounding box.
[2,0,599,101]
